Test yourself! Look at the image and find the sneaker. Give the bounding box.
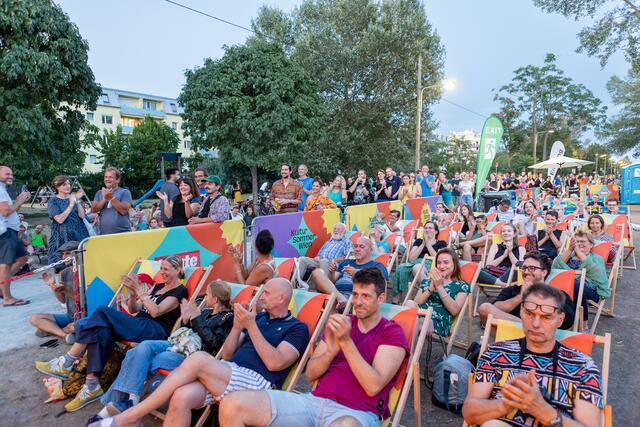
[64,384,104,412]
[64,333,76,345]
[106,399,134,416]
[35,356,72,379]
[35,329,49,338]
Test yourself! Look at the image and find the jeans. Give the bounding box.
[574,280,600,321]
[460,194,474,209]
[477,268,511,284]
[101,340,184,405]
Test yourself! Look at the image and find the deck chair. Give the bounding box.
[192,287,336,427]
[605,214,636,270]
[584,242,624,332]
[274,257,296,281]
[463,315,612,427]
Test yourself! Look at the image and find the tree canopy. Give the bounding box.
[0,0,100,185]
[601,66,640,158]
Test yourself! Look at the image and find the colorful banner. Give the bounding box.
[547,141,565,180]
[251,209,340,258]
[580,184,620,202]
[474,116,504,200]
[345,200,403,232]
[403,196,440,225]
[81,220,244,314]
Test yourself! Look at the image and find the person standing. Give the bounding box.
[159,168,180,228]
[157,178,200,227]
[91,167,133,235]
[0,166,31,306]
[417,165,434,197]
[296,164,313,211]
[348,170,373,205]
[270,164,302,214]
[192,167,208,199]
[458,172,475,208]
[189,176,230,224]
[47,176,89,264]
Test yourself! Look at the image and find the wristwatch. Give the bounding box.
[547,409,562,427]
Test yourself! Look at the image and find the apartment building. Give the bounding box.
[80,87,193,172]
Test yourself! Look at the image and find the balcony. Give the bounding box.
[121,125,134,134]
[120,105,165,119]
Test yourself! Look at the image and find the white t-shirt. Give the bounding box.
[0,183,20,231]
[459,180,474,197]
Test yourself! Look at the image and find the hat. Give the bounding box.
[137,273,154,286]
[206,175,222,184]
[58,241,79,253]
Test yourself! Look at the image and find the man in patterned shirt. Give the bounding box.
[295,223,352,290]
[270,164,302,214]
[463,283,603,427]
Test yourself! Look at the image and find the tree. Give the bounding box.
[494,98,529,170]
[251,0,445,174]
[494,53,607,162]
[601,66,640,157]
[178,41,326,208]
[533,0,640,67]
[85,117,179,195]
[0,0,100,186]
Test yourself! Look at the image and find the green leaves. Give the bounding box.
[601,66,640,157]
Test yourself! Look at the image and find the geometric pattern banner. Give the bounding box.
[403,196,440,225]
[345,200,403,232]
[251,209,341,258]
[81,220,244,315]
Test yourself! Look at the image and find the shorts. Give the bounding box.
[0,229,28,265]
[266,391,380,427]
[53,313,72,328]
[202,361,272,407]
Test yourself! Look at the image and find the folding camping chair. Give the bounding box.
[606,214,636,270]
[584,241,624,332]
[274,257,297,282]
[463,315,612,427]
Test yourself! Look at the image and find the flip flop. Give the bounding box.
[3,298,31,306]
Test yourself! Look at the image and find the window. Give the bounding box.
[86,112,94,121]
[101,93,110,103]
[89,155,97,164]
[101,115,113,124]
[143,100,156,110]
[170,103,177,113]
[171,122,177,130]
[184,140,191,150]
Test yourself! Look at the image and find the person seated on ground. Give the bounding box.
[93,280,234,419]
[218,268,409,427]
[489,199,516,223]
[478,251,575,330]
[516,201,538,238]
[587,214,616,262]
[304,179,337,211]
[228,229,276,286]
[405,248,470,337]
[463,283,604,427]
[431,202,448,222]
[605,198,619,215]
[156,178,201,227]
[587,192,603,215]
[461,215,490,261]
[36,255,188,412]
[30,224,48,255]
[296,223,352,290]
[552,231,608,331]
[29,241,80,344]
[477,223,525,286]
[310,237,388,305]
[458,204,476,240]
[536,209,565,259]
[96,278,309,427]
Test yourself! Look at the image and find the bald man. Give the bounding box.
[105,278,309,426]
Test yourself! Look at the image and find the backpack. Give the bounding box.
[431,354,474,415]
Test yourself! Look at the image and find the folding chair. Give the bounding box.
[585,242,624,332]
[606,214,636,270]
[463,315,612,427]
[274,257,296,282]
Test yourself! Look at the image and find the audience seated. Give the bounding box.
[479,251,575,330]
[477,223,525,286]
[97,278,309,426]
[218,268,409,427]
[405,248,470,336]
[587,214,616,262]
[488,199,515,223]
[229,229,276,286]
[461,215,489,261]
[463,283,604,427]
[36,255,188,412]
[536,210,565,259]
[296,223,352,290]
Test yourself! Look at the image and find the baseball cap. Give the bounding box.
[58,241,79,253]
[206,175,222,185]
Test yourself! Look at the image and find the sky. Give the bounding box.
[57,0,629,144]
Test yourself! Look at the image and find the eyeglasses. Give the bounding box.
[521,265,545,273]
[521,301,560,315]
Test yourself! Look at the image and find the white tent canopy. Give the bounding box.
[529,155,594,170]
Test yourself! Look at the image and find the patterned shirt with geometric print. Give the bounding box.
[474,339,603,427]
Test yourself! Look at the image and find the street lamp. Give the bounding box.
[415,55,456,170]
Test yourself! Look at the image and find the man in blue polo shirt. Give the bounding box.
[105,278,309,426]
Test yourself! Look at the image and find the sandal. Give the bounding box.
[3,298,30,306]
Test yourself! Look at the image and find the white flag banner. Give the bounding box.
[547,141,565,180]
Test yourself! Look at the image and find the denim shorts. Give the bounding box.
[53,313,72,328]
[266,391,380,427]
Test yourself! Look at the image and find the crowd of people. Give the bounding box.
[0,160,629,426]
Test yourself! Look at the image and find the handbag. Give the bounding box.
[167,327,202,357]
[485,264,508,278]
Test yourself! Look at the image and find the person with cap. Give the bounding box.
[29,241,81,344]
[189,175,230,224]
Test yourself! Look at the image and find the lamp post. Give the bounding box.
[415,54,455,170]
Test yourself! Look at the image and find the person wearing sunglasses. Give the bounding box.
[479,252,575,330]
[464,283,604,427]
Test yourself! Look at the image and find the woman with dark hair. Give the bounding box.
[36,255,188,411]
[477,223,525,285]
[458,204,476,239]
[228,229,276,286]
[243,205,255,228]
[405,248,471,336]
[156,178,201,227]
[47,175,89,264]
[304,179,337,211]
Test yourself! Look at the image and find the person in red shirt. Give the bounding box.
[218,268,409,427]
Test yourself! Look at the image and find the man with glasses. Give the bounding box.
[605,198,619,215]
[464,283,604,427]
[479,252,575,330]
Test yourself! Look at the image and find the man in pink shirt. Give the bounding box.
[219,268,409,427]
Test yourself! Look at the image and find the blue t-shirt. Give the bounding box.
[335,259,389,294]
[93,187,133,235]
[231,311,309,389]
[418,175,434,197]
[297,177,314,211]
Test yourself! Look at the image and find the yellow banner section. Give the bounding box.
[345,200,403,231]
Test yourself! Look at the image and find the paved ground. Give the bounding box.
[1,208,638,426]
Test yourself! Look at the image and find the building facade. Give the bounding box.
[79,87,193,172]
